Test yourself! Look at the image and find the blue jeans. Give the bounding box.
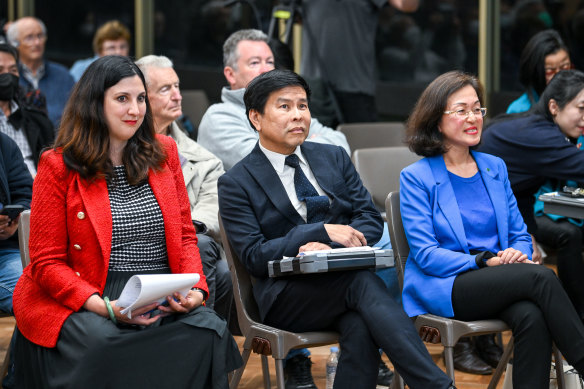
[0,248,23,313]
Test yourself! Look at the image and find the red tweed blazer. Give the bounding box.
[13,135,208,348]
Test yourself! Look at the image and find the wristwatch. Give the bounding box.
[191,287,208,304]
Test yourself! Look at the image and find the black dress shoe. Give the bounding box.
[474,334,503,368]
[377,360,394,387]
[284,355,317,389]
[450,337,492,375]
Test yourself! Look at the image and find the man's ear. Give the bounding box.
[224,66,236,88]
[249,109,261,132]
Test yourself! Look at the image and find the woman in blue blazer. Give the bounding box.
[400,70,584,388]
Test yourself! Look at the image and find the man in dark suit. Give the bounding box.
[218,69,454,389]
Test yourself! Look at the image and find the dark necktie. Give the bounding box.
[284,154,329,223]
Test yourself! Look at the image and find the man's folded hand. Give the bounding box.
[324,224,367,247]
[298,242,331,255]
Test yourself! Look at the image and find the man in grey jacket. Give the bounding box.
[136,55,232,322]
[197,29,350,171]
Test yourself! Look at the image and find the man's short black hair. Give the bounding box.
[244,69,311,130]
[0,43,18,62]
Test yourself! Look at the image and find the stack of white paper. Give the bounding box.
[117,273,200,318]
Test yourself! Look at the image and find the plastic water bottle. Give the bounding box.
[326,346,339,389]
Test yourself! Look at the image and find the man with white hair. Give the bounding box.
[197,29,349,171]
[7,17,74,127]
[136,55,233,322]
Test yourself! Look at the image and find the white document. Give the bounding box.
[280,246,381,259]
[117,273,200,318]
[297,246,378,257]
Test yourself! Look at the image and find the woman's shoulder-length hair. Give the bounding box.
[54,55,166,185]
[532,69,584,122]
[406,70,484,157]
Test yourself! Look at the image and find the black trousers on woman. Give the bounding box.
[534,215,584,317]
[452,264,584,389]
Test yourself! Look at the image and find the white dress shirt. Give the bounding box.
[259,142,330,222]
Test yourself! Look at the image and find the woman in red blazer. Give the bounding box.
[11,56,241,388]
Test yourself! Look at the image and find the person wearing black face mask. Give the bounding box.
[0,43,53,178]
[0,72,18,101]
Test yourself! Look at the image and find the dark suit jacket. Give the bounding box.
[0,132,33,250]
[218,142,383,320]
[480,114,584,233]
[8,103,55,167]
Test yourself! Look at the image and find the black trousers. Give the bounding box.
[452,264,584,389]
[534,215,584,316]
[264,270,453,389]
[198,234,233,321]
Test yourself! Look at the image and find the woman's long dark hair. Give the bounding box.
[518,29,569,105]
[54,55,165,185]
[532,70,584,122]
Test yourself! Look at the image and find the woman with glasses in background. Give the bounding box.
[503,29,576,287]
[507,29,571,114]
[400,70,584,389]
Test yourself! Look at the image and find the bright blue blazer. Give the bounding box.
[399,151,532,318]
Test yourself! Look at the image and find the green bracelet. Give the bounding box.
[103,296,118,324]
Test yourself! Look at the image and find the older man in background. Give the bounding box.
[7,17,74,127]
[197,29,349,171]
[136,55,233,323]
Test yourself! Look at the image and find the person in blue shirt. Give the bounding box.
[69,20,131,82]
[6,17,75,127]
[506,29,571,114]
[401,70,584,388]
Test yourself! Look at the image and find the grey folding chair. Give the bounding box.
[219,217,338,389]
[181,89,210,129]
[385,192,565,389]
[337,121,406,152]
[352,146,421,219]
[17,210,31,267]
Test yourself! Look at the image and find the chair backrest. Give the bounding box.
[218,216,261,335]
[181,89,210,128]
[17,210,31,268]
[385,191,409,291]
[352,146,421,212]
[337,121,406,151]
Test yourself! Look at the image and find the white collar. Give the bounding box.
[258,142,306,173]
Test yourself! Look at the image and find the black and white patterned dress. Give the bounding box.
[15,166,242,389]
[102,166,171,293]
[108,166,169,272]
